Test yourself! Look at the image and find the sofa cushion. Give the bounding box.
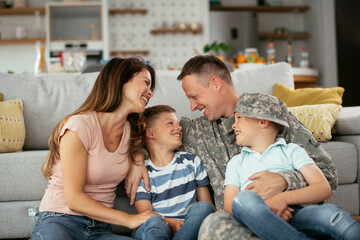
[0,73,98,150]
[0,150,48,201]
[0,200,40,239]
[321,141,357,184]
[334,106,360,135]
[232,62,294,96]
[273,84,344,107]
[0,99,25,153]
[326,183,359,216]
[288,104,342,142]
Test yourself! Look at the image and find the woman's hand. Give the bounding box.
[126,210,156,229]
[125,153,150,205]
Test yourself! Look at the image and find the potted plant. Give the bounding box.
[203,41,230,56]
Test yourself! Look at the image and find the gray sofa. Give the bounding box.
[0,62,359,239]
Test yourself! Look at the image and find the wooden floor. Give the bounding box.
[354,216,360,222]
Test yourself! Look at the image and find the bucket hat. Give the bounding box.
[234,93,289,128]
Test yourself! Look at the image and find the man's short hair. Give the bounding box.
[177,55,232,85]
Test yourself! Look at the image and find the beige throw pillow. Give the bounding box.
[0,99,25,153]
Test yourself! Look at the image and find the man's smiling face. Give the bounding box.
[182,74,223,121]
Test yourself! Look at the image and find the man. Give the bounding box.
[176,55,337,239]
[127,55,337,239]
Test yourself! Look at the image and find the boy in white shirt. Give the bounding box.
[132,105,215,240]
[224,93,360,240]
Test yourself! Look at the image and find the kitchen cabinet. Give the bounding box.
[0,7,45,45]
[209,5,311,41]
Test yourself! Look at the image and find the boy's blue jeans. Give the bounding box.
[132,201,215,240]
[31,211,134,240]
[232,190,360,240]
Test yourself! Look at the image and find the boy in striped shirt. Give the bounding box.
[132,105,215,240]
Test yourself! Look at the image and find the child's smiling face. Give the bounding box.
[148,112,182,150]
[232,112,261,147]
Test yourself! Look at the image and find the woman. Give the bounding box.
[31,58,157,239]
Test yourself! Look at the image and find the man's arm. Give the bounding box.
[278,112,338,193]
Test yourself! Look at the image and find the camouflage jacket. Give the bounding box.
[179,110,338,210]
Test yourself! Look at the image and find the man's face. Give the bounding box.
[182,74,223,121]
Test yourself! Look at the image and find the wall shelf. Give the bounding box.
[109,8,148,14]
[150,28,203,35]
[0,7,45,15]
[0,38,45,45]
[110,50,149,56]
[210,5,309,12]
[259,33,311,40]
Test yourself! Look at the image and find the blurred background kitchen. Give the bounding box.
[0,0,359,106]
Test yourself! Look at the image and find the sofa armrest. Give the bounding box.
[334,106,360,135]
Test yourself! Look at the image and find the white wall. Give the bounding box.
[305,0,337,87]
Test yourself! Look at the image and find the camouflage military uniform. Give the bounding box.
[178,93,338,240]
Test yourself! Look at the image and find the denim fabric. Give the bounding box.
[31,212,134,240]
[290,204,360,240]
[132,201,215,240]
[232,190,360,240]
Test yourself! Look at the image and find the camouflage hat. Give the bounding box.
[234,93,289,128]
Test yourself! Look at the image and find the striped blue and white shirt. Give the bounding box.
[135,151,210,220]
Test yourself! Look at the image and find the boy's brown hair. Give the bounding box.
[142,105,176,128]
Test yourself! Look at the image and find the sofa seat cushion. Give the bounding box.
[327,183,359,216]
[0,200,40,239]
[0,150,48,201]
[321,141,357,184]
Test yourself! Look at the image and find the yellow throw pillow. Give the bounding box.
[0,99,25,153]
[288,104,342,142]
[273,84,344,107]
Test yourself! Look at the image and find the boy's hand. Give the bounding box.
[246,171,288,200]
[125,153,150,205]
[265,194,293,222]
[165,218,184,235]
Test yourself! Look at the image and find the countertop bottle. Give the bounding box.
[34,42,47,74]
[299,46,309,68]
[285,41,294,67]
[267,42,276,64]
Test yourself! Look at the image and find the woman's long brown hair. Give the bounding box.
[41,58,156,179]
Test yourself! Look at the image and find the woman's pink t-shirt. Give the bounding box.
[40,111,130,215]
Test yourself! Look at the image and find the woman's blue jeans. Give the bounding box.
[232,190,360,240]
[132,201,215,240]
[31,212,134,240]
